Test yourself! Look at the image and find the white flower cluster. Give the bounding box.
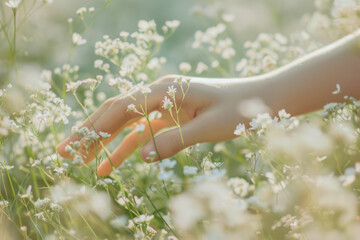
[94,19,179,85]
[65,77,102,92]
[170,179,257,238]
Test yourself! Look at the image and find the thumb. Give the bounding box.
[141,128,185,161]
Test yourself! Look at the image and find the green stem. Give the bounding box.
[144,190,178,237]
[13,10,18,73]
[0,20,13,53]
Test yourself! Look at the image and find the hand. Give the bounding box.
[57,75,259,176]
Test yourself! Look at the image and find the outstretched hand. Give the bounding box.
[56,75,248,176]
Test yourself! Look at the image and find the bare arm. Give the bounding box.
[262,29,360,116]
[190,29,360,116]
[57,30,360,176]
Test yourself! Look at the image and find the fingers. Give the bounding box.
[140,110,218,161]
[77,84,171,161]
[78,122,137,164]
[56,82,170,161]
[97,119,171,176]
[56,100,112,158]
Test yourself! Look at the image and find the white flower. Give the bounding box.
[41,70,52,82]
[5,0,21,9]
[262,55,277,70]
[222,48,236,59]
[117,196,130,206]
[119,31,129,39]
[73,155,84,165]
[165,20,180,29]
[227,178,249,197]
[316,156,327,162]
[167,85,177,98]
[110,216,128,228]
[160,159,177,169]
[34,198,51,208]
[278,109,291,119]
[72,33,87,46]
[179,62,191,73]
[20,185,32,199]
[127,104,137,112]
[138,20,156,32]
[141,87,151,95]
[0,165,14,170]
[236,59,247,72]
[234,123,246,136]
[162,96,173,111]
[65,82,81,92]
[76,7,87,16]
[211,60,219,68]
[332,83,341,95]
[170,192,206,232]
[94,59,103,69]
[35,212,46,221]
[31,160,41,167]
[0,200,9,207]
[249,113,273,130]
[134,232,145,239]
[184,166,198,176]
[135,123,145,132]
[196,62,208,74]
[133,214,154,223]
[158,170,175,181]
[50,203,63,212]
[99,131,111,139]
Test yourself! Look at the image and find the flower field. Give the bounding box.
[1,0,360,239]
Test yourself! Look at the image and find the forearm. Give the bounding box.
[190,30,360,117]
[263,29,360,116]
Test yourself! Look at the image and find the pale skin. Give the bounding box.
[57,30,360,177]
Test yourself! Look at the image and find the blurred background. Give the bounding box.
[0,0,315,85]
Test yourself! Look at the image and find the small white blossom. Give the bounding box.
[89,7,95,14]
[167,85,177,98]
[278,109,291,119]
[162,96,173,111]
[72,33,87,46]
[332,83,341,95]
[234,123,246,136]
[35,212,46,221]
[165,20,180,29]
[99,131,111,139]
[73,155,84,165]
[133,214,154,223]
[160,159,177,169]
[76,7,87,16]
[5,0,21,9]
[135,123,145,132]
[179,62,191,73]
[127,104,137,112]
[196,62,208,74]
[141,87,152,95]
[0,200,9,207]
[184,166,198,176]
[34,198,51,208]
